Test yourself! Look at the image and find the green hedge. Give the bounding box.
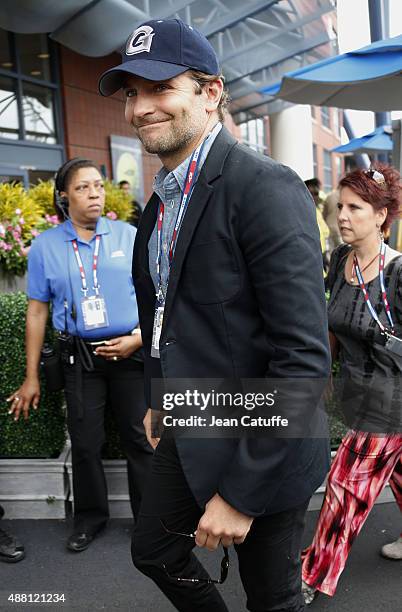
[0,291,125,459]
[0,292,66,458]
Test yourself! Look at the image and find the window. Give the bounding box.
[28,169,55,183]
[321,106,330,129]
[323,150,333,192]
[0,76,19,139]
[0,28,59,144]
[313,143,318,177]
[335,156,342,182]
[22,82,56,143]
[0,29,13,71]
[16,33,51,81]
[0,172,25,185]
[239,118,266,153]
[333,109,341,137]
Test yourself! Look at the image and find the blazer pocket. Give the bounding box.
[182,238,240,304]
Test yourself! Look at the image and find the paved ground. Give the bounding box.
[0,503,400,611]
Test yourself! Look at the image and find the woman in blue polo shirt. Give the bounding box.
[8,158,152,552]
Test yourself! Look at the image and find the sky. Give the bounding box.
[337,0,402,139]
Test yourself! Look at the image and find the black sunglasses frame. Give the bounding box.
[160,519,230,585]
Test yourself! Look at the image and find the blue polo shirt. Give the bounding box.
[27,217,138,339]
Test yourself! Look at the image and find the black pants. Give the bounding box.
[64,355,153,533]
[132,438,307,612]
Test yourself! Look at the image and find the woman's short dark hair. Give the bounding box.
[54,158,102,221]
[338,163,402,233]
[188,70,230,122]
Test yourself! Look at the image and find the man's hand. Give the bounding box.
[7,377,41,421]
[94,335,141,360]
[143,408,160,450]
[195,493,254,551]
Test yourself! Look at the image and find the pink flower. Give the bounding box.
[15,208,21,215]
[12,230,20,240]
[50,215,60,224]
[31,229,40,237]
[0,224,5,237]
[19,217,25,225]
[106,211,117,220]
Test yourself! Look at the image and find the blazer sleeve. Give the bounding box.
[217,162,331,517]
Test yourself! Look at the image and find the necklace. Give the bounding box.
[350,252,379,283]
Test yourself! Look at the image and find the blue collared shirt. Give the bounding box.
[27,217,139,339]
[148,122,222,295]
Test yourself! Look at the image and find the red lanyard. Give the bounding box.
[72,235,101,296]
[156,136,207,300]
[353,241,394,333]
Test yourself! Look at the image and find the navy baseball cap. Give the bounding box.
[99,18,220,96]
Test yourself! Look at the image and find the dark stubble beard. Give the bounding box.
[134,109,204,156]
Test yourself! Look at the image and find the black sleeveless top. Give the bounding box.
[327,244,402,433]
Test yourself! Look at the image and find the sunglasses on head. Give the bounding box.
[364,169,386,185]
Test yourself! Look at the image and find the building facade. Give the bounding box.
[311,105,344,192]
[0,28,341,202]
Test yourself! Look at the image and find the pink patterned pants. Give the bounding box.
[302,431,402,597]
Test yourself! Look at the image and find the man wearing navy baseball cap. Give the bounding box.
[99,18,330,612]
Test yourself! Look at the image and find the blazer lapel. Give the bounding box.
[162,176,213,326]
[137,192,158,277]
[161,127,238,332]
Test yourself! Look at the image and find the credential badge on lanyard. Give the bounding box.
[354,241,402,356]
[72,235,109,331]
[151,138,207,358]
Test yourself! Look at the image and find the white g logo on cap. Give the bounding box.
[126,25,155,55]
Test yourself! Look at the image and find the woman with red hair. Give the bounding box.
[302,164,402,604]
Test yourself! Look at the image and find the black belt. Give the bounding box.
[82,333,131,348]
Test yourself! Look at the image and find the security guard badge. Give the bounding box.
[81,295,109,330]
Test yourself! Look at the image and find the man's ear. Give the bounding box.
[204,79,224,112]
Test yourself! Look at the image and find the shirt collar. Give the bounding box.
[62,216,110,242]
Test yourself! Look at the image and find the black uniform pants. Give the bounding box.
[132,437,307,612]
[64,354,153,533]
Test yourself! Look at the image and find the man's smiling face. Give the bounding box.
[124,72,211,158]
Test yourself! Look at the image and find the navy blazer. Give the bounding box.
[133,127,331,517]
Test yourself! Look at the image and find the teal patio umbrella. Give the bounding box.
[332,126,392,155]
[262,35,402,111]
